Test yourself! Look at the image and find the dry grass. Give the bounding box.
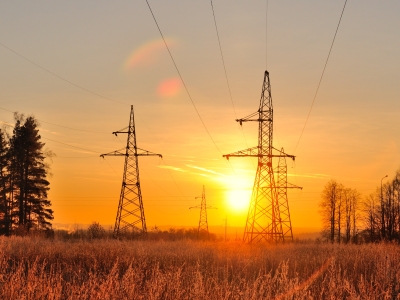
[0,237,399,299]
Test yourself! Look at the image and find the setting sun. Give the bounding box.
[226,188,251,212]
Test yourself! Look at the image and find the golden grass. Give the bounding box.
[0,237,399,299]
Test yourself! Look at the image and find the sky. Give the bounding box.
[1,1,399,233]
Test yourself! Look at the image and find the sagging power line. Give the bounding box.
[293,0,348,152]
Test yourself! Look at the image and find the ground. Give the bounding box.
[0,237,399,299]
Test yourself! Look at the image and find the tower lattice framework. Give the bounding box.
[223,71,301,243]
[101,105,162,236]
[189,186,216,237]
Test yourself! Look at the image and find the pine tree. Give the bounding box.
[8,115,53,232]
[0,129,11,235]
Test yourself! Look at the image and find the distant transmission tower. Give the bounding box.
[223,70,301,243]
[101,105,162,236]
[189,186,216,237]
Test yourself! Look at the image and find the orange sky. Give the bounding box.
[1,1,399,233]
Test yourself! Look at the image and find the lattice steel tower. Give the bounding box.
[189,186,216,237]
[101,105,162,236]
[223,71,301,243]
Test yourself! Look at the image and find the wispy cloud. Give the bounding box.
[39,127,62,136]
[158,165,186,172]
[165,154,219,161]
[288,173,330,179]
[186,164,227,177]
[0,121,14,128]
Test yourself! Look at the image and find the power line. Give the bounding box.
[209,0,256,171]
[0,107,109,134]
[210,0,237,120]
[55,155,99,159]
[161,158,188,198]
[293,0,348,153]
[41,136,100,154]
[266,0,269,69]
[101,157,121,178]
[144,0,223,156]
[0,42,129,106]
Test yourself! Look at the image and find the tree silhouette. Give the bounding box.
[0,114,54,234]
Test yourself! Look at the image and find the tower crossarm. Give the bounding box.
[223,146,296,161]
[285,182,303,190]
[223,146,259,160]
[100,148,162,158]
[189,205,217,210]
[235,111,272,126]
[100,148,126,157]
[136,148,162,158]
[111,127,129,136]
[272,146,296,161]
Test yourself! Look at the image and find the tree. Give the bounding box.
[319,180,341,243]
[8,115,53,232]
[319,180,361,243]
[362,193,379,242]
[87,222,106,239]
[343,188,361,243]
[0,129,10,235]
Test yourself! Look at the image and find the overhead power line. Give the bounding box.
[210,0,237,120]
[41,136,100,154]
[144,0,223,156]
[0,42,129,106]
[209,0,256,171]
[293,0,348,152]
[266,0,269,69]
[0,107,109,134]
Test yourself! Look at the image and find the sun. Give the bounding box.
[226,188,251,212]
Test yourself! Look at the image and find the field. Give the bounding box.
[0,237,399,299]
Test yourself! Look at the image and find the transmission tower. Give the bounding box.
[100,105,162,236]
[223,70,301,243]
[189,186,216,237]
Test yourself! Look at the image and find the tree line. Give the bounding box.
[319,170,400,243]
[0,114,53,236]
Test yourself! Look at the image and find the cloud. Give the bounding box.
[158,165,186,172]
[185,164,227,177]
[287,173,330,179]
[39,127,61,136]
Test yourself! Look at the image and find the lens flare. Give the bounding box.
[157,78,182,98]
[124,38,175,70]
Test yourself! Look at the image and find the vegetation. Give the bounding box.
[319,180,361,243]
[56,223,217,241]
[319,169,400,243]
[0,113,53,236]
[364,171,400,242]
[0,237,399,299]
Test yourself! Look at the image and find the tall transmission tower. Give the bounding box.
[223,70,301,243]
[100,105,162,236]
[189,186,216,237]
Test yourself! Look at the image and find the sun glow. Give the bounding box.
[226,188,251,212]
[220,173,253,213]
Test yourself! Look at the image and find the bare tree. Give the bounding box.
[343,188,361,243]
[319,180,342,243]
[363,170,400,242]
[319,181,361,243]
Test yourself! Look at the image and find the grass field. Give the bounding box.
[0,237,399,299]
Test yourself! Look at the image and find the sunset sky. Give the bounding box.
[1,1,399,233]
